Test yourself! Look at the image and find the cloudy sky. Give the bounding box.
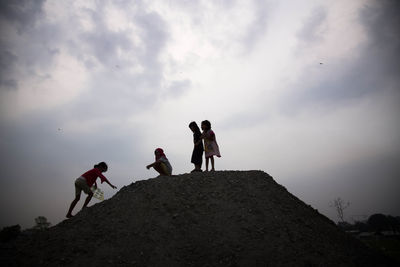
[1,0,399,229]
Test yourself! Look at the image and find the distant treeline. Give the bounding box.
[338,214,400,233]
[0,216,51,242]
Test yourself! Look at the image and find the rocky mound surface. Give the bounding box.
[0,171,396,266]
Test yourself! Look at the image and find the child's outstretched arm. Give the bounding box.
[146,160,160,169]
[146,162,155,169]
[105,180,117,189]
[98,172,116,188]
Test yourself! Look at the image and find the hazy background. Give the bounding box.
[1,0,399,229]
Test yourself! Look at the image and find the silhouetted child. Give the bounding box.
[189,121,204,172]
[66,162,117,218]
[201,120,221,171]
[146,148,173,176]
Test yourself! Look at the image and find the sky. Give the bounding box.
[0,0,399,229]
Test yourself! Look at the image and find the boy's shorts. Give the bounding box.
[75,177,92,197]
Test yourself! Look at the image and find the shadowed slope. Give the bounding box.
[1,171,396,266]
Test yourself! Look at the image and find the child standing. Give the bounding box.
[146,148,173,176]
[66,162,117,218]
[189,121,204,172]
[201,120,221,171]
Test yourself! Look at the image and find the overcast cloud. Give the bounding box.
[0,0,399,229]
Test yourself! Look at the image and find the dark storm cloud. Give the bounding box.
[67,8,171,116]
[0,50,18,90]
[282,0,400,113]
[5,22,61,69]
[64,2,170,105]
[0,1,63,93]
[0,0,45,91]
[359,0,400,89]
[0,0,172,115]
[0,0,45,33]
[0,0,170,97]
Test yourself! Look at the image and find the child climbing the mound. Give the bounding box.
[146,148,173,176]
[189,121,204,172]
[66,162,117,218]
[201,120,221,171]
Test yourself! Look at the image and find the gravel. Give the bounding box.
[0,171,396,266]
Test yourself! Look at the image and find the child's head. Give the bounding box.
[201,120,211,131]
[189,121,201,133]
[154,148,165,159]
[94,162,108,172]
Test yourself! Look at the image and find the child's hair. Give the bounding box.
[189,121,201,134]
[155,148,166,160]
[201,120,211,131]
[94,162,108,171]
[155,148,164,155]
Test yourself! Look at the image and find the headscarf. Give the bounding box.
[155,148,166,160]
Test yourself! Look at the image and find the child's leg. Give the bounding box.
[67,180,83,218]
[192,164,202,172]
[205,157,209,171]
[153,162,170,176]
[66,195,80,218]
[210,156,215,171]
[82,192,93,209]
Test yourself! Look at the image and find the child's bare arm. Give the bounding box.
[146,161,158,169]
[104,179,116,189]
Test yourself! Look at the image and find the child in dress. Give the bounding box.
[189,121,204,172]
[146,148,173,176]
[201,120,221,171]
[66,162,117,218]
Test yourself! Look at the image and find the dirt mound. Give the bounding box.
[0,171,395,266]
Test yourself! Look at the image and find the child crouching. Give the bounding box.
[146,148,173,176]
